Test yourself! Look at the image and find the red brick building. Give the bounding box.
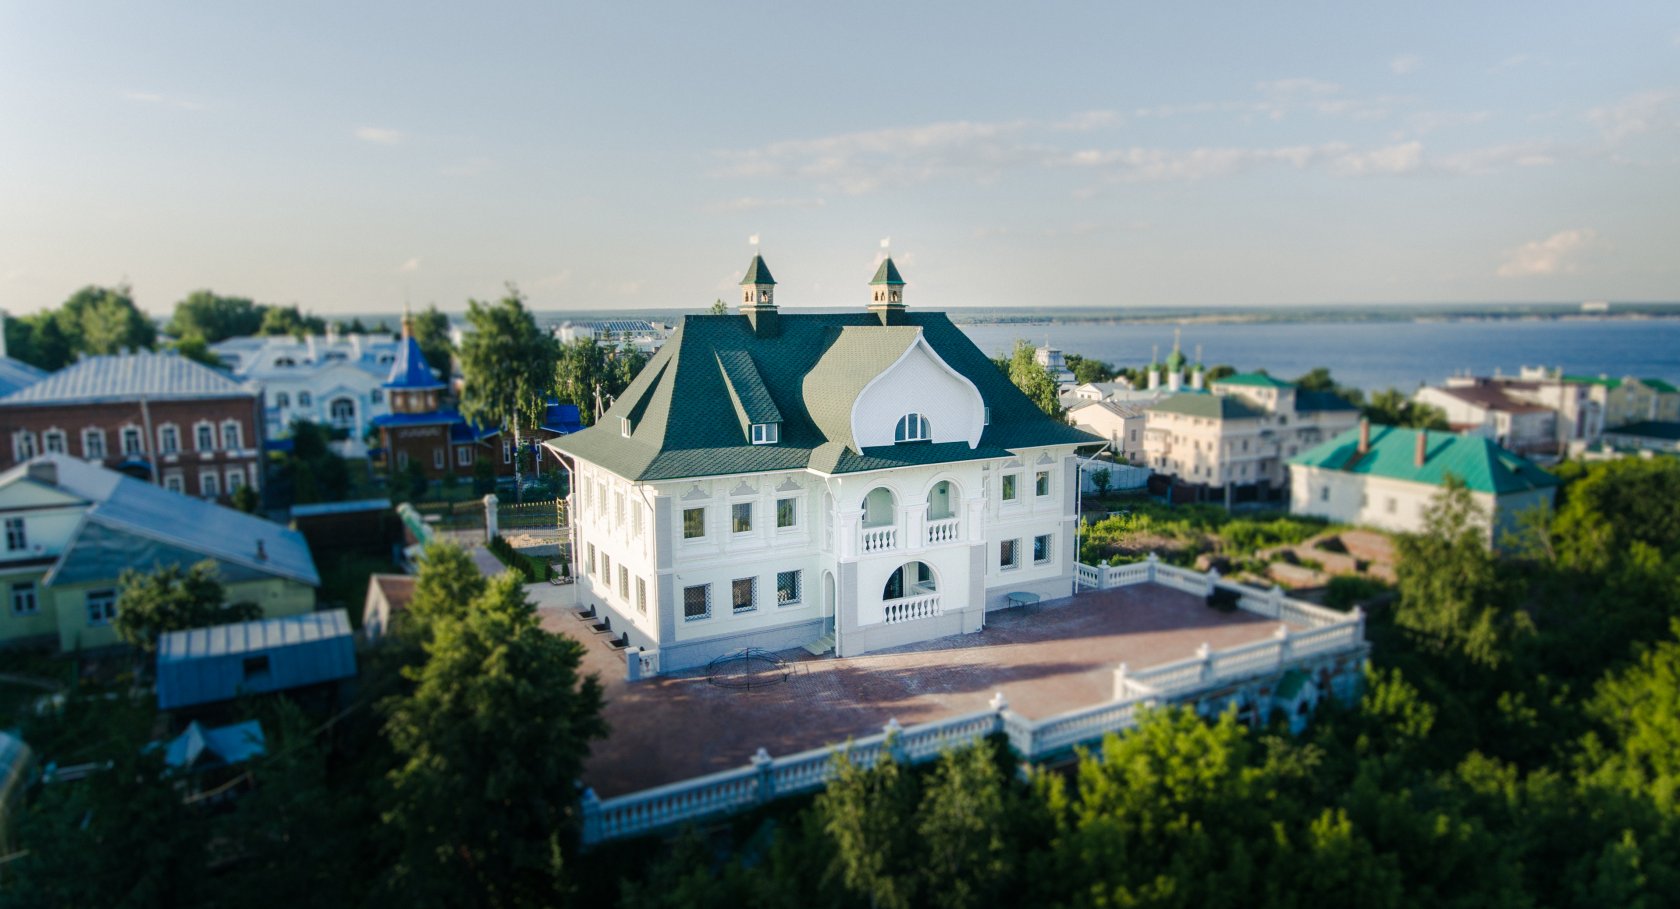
[0,353,265,500]
[370,323,513,482]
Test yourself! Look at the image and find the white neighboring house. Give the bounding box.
[555,319,670,354]
[1414,380,1558,457]
[545,254,1102,674]
[1288,420,1559,546]
[212,333,402,456]
[1068,399,1150,465]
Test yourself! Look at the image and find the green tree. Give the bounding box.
[553,337,648,427]
[459,286,558,493]
[167,290,265,342]
[1090,466,1112,499]
[1392,478,1524,669]
[231,482,261,514]
[410,304,455,379]
[169,333,224,367]
[708,298,729,315]
[817,744,922,909]
[1003,340,1064,420]
[113,560,261,653]
[382,572,607,907]
[7,285,158,370]
[1293,366,1365,406]
[472,456,497,496]
[1363,388,1450,430]
[1062,352,1115,385]
[259,304,327,337]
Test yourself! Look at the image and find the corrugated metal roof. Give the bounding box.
[0,352,256,405]
[155,610,357,710]
[7,455,319,587]
[0,357,46,397]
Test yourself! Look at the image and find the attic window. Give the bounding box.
[620,417,632,438]
[895,413,931,443]
[984,406,991,426]
[751,422,779,445]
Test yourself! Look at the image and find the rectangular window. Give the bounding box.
[750,422,779,445]
[683,584,711,621]
[196,424,215,451]
[433,448,444,469]
[621,417,632,437]
[1001,474,1018,502]
[457,447,471,466]
[731,502,752,534]
[601,552,611,580]
[1033,533,1052,564]
[776,570,801,606]
[1386,497,1397,514]
[732,577,757,614]
[222,422,242,450]
[682,507,705,539]
[121,427,143,456]
[11,581,38,615]
[4,518,25,551]
[11,432,36,461]
[159,426,179,454]
[164,473,184,494]
[776,497,797,529]
[200,472,220,498]
[618,565,628,598]
[615,494,625,527]
[1000,538,1020,570]
[84,429,107,460]
[586,543,596,575]
[502,441,512,464]
[86,588,117,626]
[636,577,647,614]
[226,469,244,492]
[1319,486,1329,502]
[397,451,410,469]
[43,430,66,455]
[1035,470,1051,497]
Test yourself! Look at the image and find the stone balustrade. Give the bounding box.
[882,593,941,625]
[860,525,899,554]
[925,517,960,545]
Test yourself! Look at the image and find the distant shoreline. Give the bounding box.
[947,310,1680,327]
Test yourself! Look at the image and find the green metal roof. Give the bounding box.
[1212,372,1293,389]
[1643,378,1678,394]
[1564,374,1619,389]
[1289,424,1558,494]
[549,310,1100,481]
[869,257,906,286]
[1150,392,1265,420]
[740,255,776,286]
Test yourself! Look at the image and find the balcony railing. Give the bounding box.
[860,526,898,554]
[926,517,959,544]
[882,593,941,624]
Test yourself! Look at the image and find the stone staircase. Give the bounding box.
[801,630,836,656]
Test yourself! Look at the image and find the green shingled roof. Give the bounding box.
[1289,424,1558,494]
[870,257,906,286]
[715,349,781,427]
[1150,392,1265,420]
[1212,372,1292,389]
[549,310,1100,481]
[740,255,776,286]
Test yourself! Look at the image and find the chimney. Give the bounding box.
[1414,430,1427,467]
[1358,418,1370,454]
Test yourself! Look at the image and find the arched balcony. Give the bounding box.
[882,561,940,624]
[859,487,898,553]
[925,480,960,544]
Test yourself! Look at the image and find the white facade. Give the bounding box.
[1143,380,1359,495]
[1068,399,1148,464]
[1289,463,1554,545]
[1415,384,1557,456]
[212,333,401,456]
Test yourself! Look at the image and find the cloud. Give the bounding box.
[397,257,421,273]
[718,118,1040,194]
[1408,109,1491,134]
[1497,229,1602,278]
[711,196,827,212]
[1587,89,1680,143]
[1053,110,1123,131]
[1433,141,1557,174]
[122,90,203,110]
[1390,54,1422,75]
[354,126,404,145]
[1327,141,1423,176]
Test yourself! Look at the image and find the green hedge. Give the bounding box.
[487,534,554,583]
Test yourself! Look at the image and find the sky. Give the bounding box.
[2,2,1677,316]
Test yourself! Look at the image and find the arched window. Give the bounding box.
[276,392,290,408]
[298,391,312,407]
[894,413,931,443]
[330,397,355,424]
[883,561,936,601]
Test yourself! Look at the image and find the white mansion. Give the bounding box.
[211,331,403,456]
[546,255,1101,673]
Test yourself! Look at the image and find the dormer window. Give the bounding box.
[274,357,295,368]
[751,422,779,445]
[894,413,931,443]
[621,417,633,438]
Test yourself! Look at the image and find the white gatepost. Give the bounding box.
[1147,551,1159,583]
[626,646,644,682]
[484,493,499,542]
[751,747,775,803]
[1205,567,1220,597]
[1112,662,1130,700]
[580,787,601,844]
[1197,642,1213,682]
[1274,625,1292,665]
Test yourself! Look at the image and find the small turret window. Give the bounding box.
[894,413,931,443]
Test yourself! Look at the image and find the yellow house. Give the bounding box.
[0,456,318,653]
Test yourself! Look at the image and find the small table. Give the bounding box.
[1007,592,1041,610]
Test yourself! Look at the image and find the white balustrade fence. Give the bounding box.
[926,517,960,545]
[580,560,1367,847]
[860,526,898,553]
[882,593,942,625]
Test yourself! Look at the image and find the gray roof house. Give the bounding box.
[546,254,1102,672]
[156,610,356,710]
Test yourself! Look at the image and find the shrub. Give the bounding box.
[486,535,553,583]
[1325,575,1392,611]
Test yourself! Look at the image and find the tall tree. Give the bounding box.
[1363,388,1449,430]
[459,285,558,492]
[1003,340,1065,420]
[259,304,327,338]
[7,284,158,369]
[166,290,265,342]
[382,572,606,907]
[1392,478,1526,670]
[410,304,454,379]
[113,560,261,654]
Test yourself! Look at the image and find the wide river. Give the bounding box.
[957,318,1680,393]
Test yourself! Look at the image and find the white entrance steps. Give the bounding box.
[801,631,836,656]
